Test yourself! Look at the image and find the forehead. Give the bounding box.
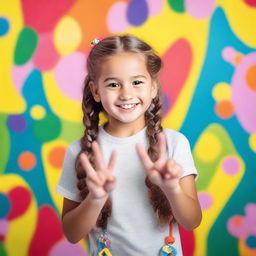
[98,52,149,78]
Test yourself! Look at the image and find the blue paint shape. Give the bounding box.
[246,235,256,249]
[127,0,148,26]
[7,115,27,133]
[0,193,11,219]
[0,17,10,36]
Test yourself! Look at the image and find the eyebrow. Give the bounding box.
[103,75,147,83]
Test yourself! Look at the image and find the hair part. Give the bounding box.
[75,34,172,229]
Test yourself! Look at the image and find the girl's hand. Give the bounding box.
[136,133,183,191]
[79,141,117,200]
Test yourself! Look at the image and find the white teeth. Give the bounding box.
[119,104,137,109]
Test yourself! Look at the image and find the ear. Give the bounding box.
[89,81,101,102]
[151,80,158,99]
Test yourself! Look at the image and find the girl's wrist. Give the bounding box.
[161,184,181,196]
[86,192,109,205]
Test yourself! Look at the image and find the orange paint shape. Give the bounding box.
[232,216,243,226]
[48,146,66,169]
[67,0,119,53]
[18,151,37,171]
[239,238,256,256]
[233,53,243,65]
[246,64,256,91]
[215,100,234,119]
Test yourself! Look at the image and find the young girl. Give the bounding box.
[56,34,202,256]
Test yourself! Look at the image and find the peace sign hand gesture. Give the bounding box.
[136,133,183,191]
[79,141,117,200]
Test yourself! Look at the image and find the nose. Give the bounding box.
[119,85,134,100]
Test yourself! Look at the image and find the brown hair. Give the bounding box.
[75,35,172,229]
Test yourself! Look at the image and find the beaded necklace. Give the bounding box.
[96,222,177,256]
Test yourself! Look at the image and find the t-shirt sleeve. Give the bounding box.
[170,132,198,180]
[56,145,82,202]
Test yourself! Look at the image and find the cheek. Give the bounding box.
[100,91,116,105]
[139,88,154,101]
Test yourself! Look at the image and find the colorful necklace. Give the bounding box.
[159,222,177,256]
[96,222,177,256]
[97,229,112,256]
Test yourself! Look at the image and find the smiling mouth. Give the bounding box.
[117,103,139,109]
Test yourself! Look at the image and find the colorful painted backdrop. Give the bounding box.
[0,0,256,255]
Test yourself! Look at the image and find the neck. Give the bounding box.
[104,121,146,137]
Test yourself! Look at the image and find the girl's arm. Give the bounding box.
[61,141,117,243]
[161,174,202,230]
[61,194,108,244]
[136,133,202,231]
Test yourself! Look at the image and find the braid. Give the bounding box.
[145,93,173,225]
[75,75,112,229]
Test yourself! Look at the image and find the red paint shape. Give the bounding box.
[243,0,256,7]
[33,32,60,71]
[29,205,64,256]
[160,38,193,110]
[178,224,195,256]
[7,186,32,220]
[21,0,76,33]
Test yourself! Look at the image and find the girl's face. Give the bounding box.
[90,52,158,130]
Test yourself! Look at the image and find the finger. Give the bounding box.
[97,171,108,185]
[156,132,167,160]
[86,180,107,199]
[166,158,176,170]
[148,170,162,186]
[80,153,105,186]
[136,143,154,171]
[104,177,116,193]
[80,153,96,178]
[155,158,174,178]
[92,141,105,170]
[171,164,183,178]
[107,150,117,171]
[165,160,182,179]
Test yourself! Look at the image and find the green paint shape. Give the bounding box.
[0,242,7,256]
[168,0,185,13]
[0,114,10,173]
[194,123,241,190]
[14,27,38,65]
[59,119,83,143]
[33,113,61,142]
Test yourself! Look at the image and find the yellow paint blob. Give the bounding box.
[30,105,46,120]
[249,133,256,152]
[217,0,256,48]
[0,0,25,113]
[195,132,222,162]
[212,82,231,101]
[54,16,82,55]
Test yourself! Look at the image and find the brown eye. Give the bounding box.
[107,83,119,88]
[132,80,143,86]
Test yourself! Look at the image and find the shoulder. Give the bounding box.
[163,128,189,146]
[67,138,81,156]
[162,128,192,157]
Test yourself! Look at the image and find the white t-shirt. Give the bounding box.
[56,125,198,256]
